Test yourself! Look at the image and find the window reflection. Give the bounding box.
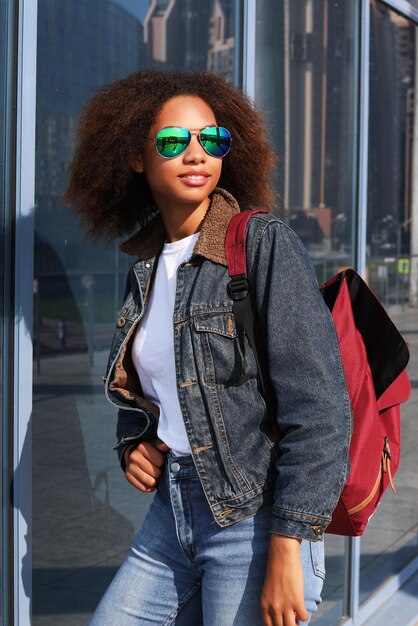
[362,1,418,605]
[405,0,418,10]
[33,1,238,623]
[143,0,236,81]
[256,0,358,287]
[255,2,359,623]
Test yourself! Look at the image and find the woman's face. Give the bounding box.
[133,96,223,213]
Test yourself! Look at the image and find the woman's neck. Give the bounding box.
[158,197,210,242]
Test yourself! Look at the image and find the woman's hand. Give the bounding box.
[124,439,170,492]
[261,535,310,626]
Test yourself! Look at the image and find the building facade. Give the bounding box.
[1,1,417,624]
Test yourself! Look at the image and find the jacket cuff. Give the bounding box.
[270,508,329,542]
[115,407,158,471]
[113,436,144,472]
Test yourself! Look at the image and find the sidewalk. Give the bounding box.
[363,568,418,625]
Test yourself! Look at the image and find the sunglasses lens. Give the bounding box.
[199,126,231,157]
[156,127,191,158]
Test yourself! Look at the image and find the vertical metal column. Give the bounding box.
[302,0,314,210]
[410,23,418,307]
[283,0,290,211]
[342,0,370,622]
[343,535,361,622]
[13,0,38,624]
[1,1,18,624]
[242,0,256,100]
[355,0,370,279]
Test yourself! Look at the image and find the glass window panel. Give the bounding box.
[404,0,418,11]
[255,2,359,623]
[33,1,240,624]
[255,0,358,283]
[0,1,14,624]
[361,0,418,605]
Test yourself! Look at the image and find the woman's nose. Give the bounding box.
[183,133,206,163]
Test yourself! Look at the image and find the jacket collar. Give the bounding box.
[119,188,241,267]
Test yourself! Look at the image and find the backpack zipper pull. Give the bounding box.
[382,437,396,493]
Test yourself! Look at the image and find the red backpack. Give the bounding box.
[225,210,411,536]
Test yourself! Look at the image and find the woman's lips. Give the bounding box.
[179,171,210,186]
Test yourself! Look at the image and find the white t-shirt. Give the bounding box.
[131,231,200,455]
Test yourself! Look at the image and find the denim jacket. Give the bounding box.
[103,188,352,542]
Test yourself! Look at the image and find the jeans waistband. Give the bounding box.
[166,450,198,480]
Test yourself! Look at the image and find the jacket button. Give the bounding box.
[116,316,126,327]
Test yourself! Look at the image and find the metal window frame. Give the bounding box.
[242,0,256,99]
[355,0,371,279]
[380,0,418,23]
[13,1,38,625]
[1,1,19,624]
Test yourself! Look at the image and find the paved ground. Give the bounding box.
[26,303,418,625]
[362,568,418,625]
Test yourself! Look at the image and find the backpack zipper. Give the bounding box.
[348,437,396,516]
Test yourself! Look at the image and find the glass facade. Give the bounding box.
[32,2,239,624]
[1,1,417,625]
[361,0,418,604]
[255,3,359,622]
[255,0,358,281]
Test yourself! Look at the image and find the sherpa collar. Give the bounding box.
[119,187,241,267]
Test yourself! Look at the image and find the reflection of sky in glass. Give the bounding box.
[111,0,150,23]
[156,0,170,10]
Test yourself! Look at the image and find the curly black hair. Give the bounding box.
[63,69,277,240]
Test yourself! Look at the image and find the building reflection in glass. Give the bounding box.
[256,0,358,283]
[33,1,237,624]
[361,1,418,607]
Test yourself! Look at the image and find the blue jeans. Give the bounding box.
[89,453,325,625]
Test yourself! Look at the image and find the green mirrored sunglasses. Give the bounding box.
[148,126,231,159]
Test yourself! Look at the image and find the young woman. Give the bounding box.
[65,70,351,626]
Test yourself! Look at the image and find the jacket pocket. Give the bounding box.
[194,310,257,386]
[310,540,326,579]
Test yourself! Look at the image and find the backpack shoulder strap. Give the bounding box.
[225,210,269,277]
[225,209,269,397]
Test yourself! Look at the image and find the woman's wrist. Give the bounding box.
[269,534,302,554]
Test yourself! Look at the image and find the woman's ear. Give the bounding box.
[131,155,144,173]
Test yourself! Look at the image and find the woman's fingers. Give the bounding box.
[140,441,168,468]
[125,470,156,492]
[283,609,298,626]
[262,608,305,626]
[261,602,309,625]
[127,460,159,487]
[295,603,310,623]
[261,606,291,626]
[261,609,275,626]
[130,447,162,477]
[153,439,171,453]
[124,440,170,492]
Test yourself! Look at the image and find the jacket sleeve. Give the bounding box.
[248,217,352,541]
[114,408,158,471]
[110,267,158,471]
